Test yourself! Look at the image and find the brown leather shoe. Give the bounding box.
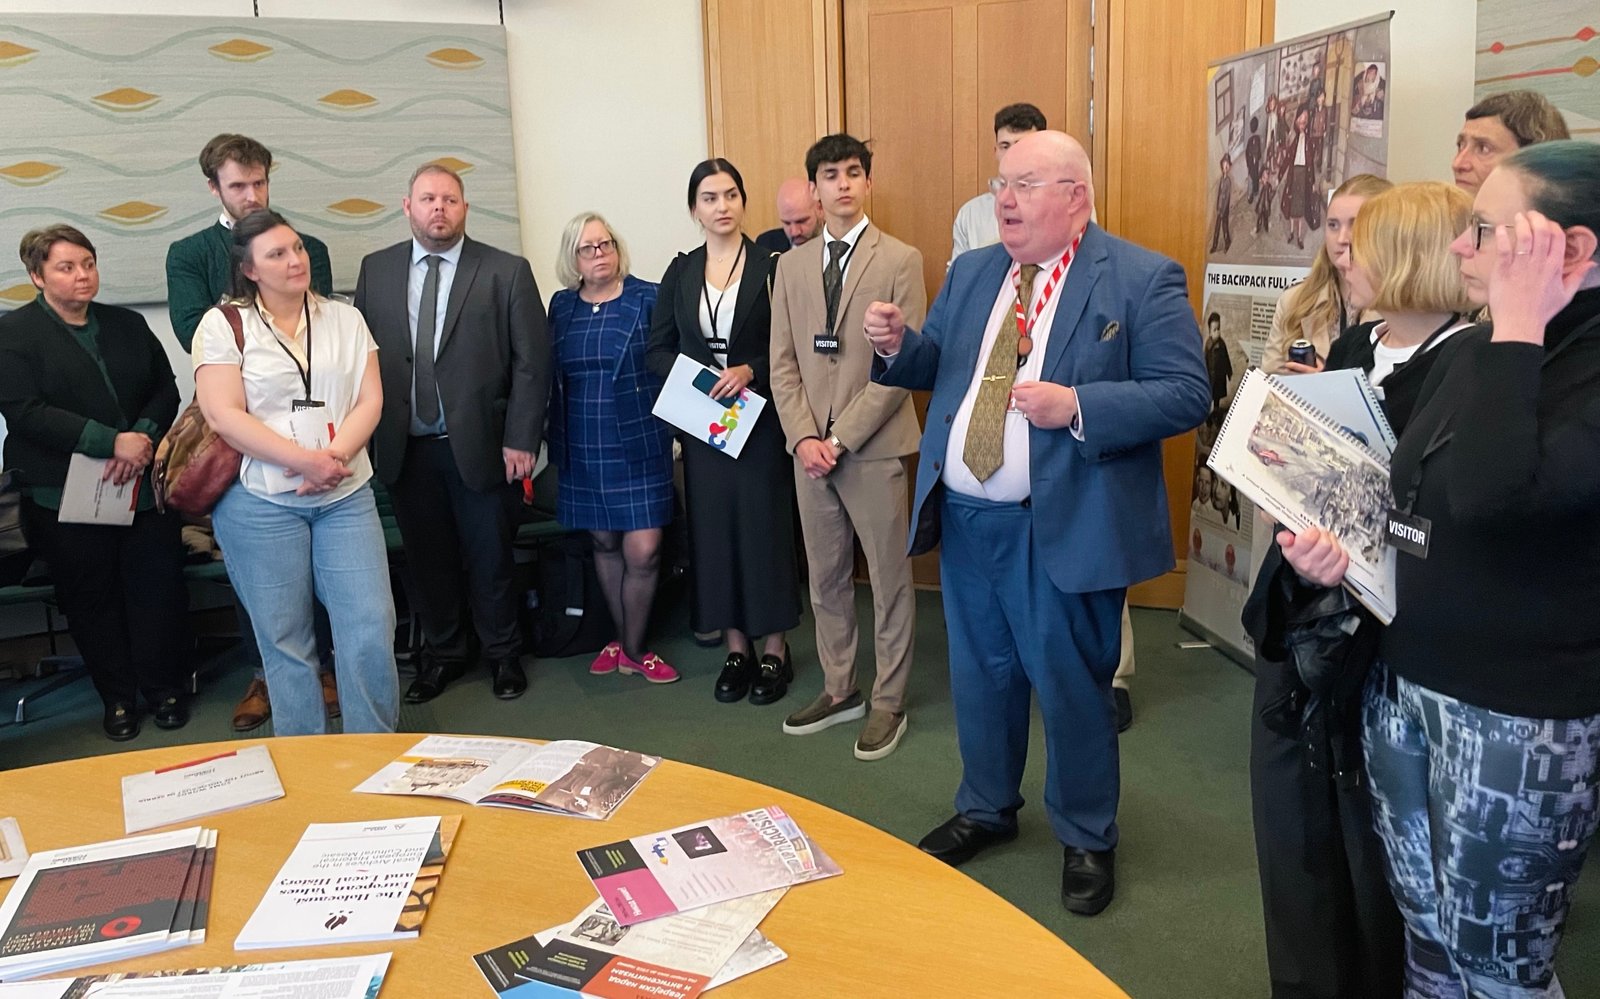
[321,671,341,719]
[232,677,271,732]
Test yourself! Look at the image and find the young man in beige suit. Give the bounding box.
[769,133,927,761]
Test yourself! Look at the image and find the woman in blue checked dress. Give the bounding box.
[547,213,678,683]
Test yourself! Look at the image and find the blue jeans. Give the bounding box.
[1363,662,1600,999]
[213,482,399,736]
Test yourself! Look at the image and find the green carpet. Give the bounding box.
[2,593,1594,998]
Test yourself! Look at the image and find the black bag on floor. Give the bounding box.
[523,532,614,659]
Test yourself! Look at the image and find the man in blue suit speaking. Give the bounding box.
[865,131,1209,915]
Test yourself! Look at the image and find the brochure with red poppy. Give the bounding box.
[0,827,210,982]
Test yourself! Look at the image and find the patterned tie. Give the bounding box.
[963,263,1039,482]
[414,254,442,427]
[823,239,849,332]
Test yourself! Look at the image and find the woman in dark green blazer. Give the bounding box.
[0,225,189,741]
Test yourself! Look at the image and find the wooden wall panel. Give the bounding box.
[703,0,842,234]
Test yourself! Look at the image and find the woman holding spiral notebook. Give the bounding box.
[1279,142,1600,999]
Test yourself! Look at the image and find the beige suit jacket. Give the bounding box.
[769,224,927,459]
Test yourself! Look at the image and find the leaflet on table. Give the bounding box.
[0,953,392,999]
[651,355,769,460]
[0,827,210,982]
[355,736,658,820]
[56,454,136,526]
[473,892,786,999]
[577,806,841,927]
[121,744,285,834]
[0,820,27,880]
[234,815,456,949]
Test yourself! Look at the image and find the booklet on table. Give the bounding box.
[121,744,285,834]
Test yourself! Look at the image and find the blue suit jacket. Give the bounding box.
[875,223,1210,593]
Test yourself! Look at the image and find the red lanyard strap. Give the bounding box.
[1012,232,1082,339]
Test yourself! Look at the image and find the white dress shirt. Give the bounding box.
[942,250,1078,503]
[819,214,871,286]
[949,193,999,267]
[407,237,463,434]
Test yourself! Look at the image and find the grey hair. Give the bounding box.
[555,211,630,290]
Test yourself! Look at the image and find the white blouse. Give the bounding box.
[193,295,378,506]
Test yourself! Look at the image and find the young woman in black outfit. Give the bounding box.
[1243,182,1474,999]
[1280,141,1600,999]
[646,159,801,706]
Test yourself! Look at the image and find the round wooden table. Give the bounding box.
[0,735,1128,997]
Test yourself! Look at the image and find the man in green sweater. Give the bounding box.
[164,132,338,730]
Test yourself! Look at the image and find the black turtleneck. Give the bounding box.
[1381,287,1600,717]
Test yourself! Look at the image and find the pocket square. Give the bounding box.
[1099,321,1120,342]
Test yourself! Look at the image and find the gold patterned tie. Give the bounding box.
[964,264,1039,481]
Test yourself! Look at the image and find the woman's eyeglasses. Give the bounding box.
[1471,221,1511,251]
[577,239,617,259]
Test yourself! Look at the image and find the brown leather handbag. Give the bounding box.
[153,304,246,518]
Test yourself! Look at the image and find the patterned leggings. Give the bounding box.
[1362,663,1600,999]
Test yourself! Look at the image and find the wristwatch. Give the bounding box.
[828,434,847,454]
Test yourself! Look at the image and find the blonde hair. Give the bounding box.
[1351,182,1473,314]
[1280,173,1393,335]
[555,211,631,290]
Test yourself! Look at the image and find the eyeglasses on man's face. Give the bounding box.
[577,238,617,260]
[988,177,1083,199]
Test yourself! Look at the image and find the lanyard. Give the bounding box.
[256,294,314,401]
[1012,233,1083,341]
[701,241,745,344]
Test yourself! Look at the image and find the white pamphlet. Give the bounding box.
[122,745,285,834]
[258,406,336,494]
[56,453,137,526]
[0,953,392,998]
[0,818,27,879]
[650,354,769,460]
[235,816,442,950]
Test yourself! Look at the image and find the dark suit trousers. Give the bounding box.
[1250,655,1403,999]
[23,501,189,706]
[939,490,1125,852]
[390,436,522,662]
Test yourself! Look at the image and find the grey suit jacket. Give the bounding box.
[354,236,551,492]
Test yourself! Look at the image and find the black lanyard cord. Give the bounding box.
[701,241,745,345]
[255,294,314,400]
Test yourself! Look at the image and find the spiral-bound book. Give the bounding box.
[1208,369,1397,623]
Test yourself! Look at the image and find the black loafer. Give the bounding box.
[748,644,793,706]
[103,702,140,742]
[490,656,527,700]
[153,695,189,731]
[1114,687,1133,733]
[917,813,1018,867]
[715,652,754,703]
[405,660,464,704]
[1061,846,1116,916]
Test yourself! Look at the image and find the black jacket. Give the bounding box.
[0,300,178,492]
[645,237,782,390]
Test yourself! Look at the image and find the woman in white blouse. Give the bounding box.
[192,209,399,735]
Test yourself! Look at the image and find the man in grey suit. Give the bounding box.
[354,163,551,703]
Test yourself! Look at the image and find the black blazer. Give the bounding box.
[0,300,179,492]
[354,236,552,492]
[645,237,782,392]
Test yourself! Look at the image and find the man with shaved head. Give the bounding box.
[865,130,1209,915]
[756,178,824,253]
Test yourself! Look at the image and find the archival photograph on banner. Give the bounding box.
[1476,0,1600,141]
[1204,15,1393,267]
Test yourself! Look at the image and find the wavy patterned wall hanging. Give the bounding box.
[0,14,519,306]
[1476,2,1600,142]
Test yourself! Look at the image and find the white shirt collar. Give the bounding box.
[219,211,235,230]
[412,237,465,268]
[822,214,871,251]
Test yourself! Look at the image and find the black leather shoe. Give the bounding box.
[715,652,755,702]
[1061,846,1116,915]
[748,644,793,706]
[153,695,189,730]
[103,702,140,741]
[405,660,464,704]
[490,656,527,700]
[1114,687,1133,733]
[917,814,1018,867]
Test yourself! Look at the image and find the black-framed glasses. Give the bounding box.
[1471,220,1511,251]
[577,239,617,259]
[988,177,1082,199]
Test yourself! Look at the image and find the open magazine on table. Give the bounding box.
[1208,368,1397,623]
[354,736,659,821]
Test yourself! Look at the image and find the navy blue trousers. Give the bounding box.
[940,490,1125,852]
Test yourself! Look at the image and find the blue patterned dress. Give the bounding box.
[549,277,673,531]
